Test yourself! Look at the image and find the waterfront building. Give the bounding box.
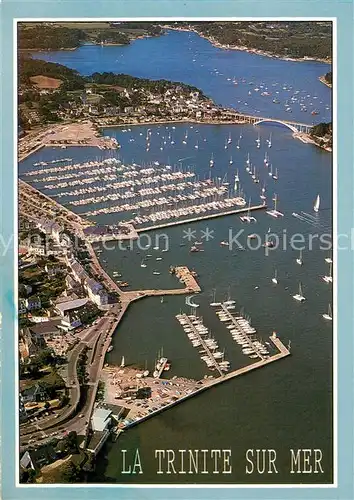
[91,408,112,432]
[84,278,108,306]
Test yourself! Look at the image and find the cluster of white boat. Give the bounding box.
[176,313,230,373]
[211,299,270,359]
[84,195,247,221]
[33,157,72,167]
[43,174,117,190]
[68,181,233,207]
[222,76,329,115]
[26,157,120,177]
[31,165,119,183]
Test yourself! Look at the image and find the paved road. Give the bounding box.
[20,310,121,445]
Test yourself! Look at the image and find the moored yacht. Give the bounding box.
[293,282,306,302]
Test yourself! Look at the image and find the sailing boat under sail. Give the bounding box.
[271,268,278,284]
[296,249,303,266]
[322,304,333,321]
[314,194,320,213]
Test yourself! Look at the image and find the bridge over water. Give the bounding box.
[233,113,313,133]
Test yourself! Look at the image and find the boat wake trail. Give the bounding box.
[291,211,331,231]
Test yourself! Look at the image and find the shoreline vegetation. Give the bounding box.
[164,25,332,64]
[18,22,163,51]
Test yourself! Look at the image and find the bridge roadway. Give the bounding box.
[229,113,313,133]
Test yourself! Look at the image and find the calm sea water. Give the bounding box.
[23,30,333,484]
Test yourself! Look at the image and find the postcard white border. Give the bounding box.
[14,16,337,489]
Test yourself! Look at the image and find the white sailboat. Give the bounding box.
[182,130,188,144]
[210,289,221,307]
[272,167,278,180]
[251,165,256,180]
[140,259,147,268]
[296,249,303,266]
[322,262,333,283]
[120,355,125,368]
[260,183,266,200]
[240,198,257,223]
[266,193,284,218]
[322,304,332,321]
[235,169,240,183]
[267,133,272,148]
[269,164,273,177]
[314,194,320,212]
[236,138,240,149]
[229,156,233,165]
[246,153,250,166]
[209,153,214,167]
[293,282,306,302]
[271,268,278,284]
[255,133,261,148]
[194,140,199,149]
[227,132,232,144]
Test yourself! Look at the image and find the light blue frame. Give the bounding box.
[1,1,353,499]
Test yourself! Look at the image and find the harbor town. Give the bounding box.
[17,21,333,485]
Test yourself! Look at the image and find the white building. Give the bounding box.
[91,408,112,432]
[25,296,41,311]
[85,278,108,306]
[55,298,89,317]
